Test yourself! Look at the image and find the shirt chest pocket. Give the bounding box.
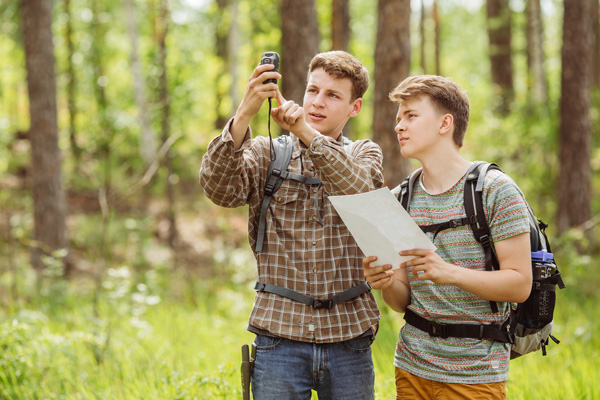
[268,185,302,221]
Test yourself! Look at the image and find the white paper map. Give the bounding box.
[328,187,436,270]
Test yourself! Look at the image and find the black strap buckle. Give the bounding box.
[429,321,449,338]
[479,234,491,247]
[312,298,334,309]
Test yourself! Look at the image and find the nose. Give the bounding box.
[313,92,326,107]
[395,120,406,134]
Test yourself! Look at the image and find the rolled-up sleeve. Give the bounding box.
[199,118,257,208]
[307,133,384,195]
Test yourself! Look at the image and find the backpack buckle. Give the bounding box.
[479,234,491,247]
[313,298,333,309]
[429,322,449,338]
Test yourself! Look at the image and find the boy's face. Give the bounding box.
[303,68,362,139]
[394,96,447,159]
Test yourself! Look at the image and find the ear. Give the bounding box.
[348,98,363,118]
[439,114,454,136]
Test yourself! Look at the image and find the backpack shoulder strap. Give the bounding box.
[397,168,423,212]
[256,135,293,253]
[463,162,501,268]
[342,135,355,156]
[463,161,502,313]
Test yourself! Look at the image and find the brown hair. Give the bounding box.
[389,75,470,147]
[308,51,369,101]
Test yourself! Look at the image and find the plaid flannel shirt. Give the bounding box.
[200,118,384,343]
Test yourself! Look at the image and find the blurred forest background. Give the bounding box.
[1,0,599,398]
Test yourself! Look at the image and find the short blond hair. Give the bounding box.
[308,51,369,101]
[389,75,470,147]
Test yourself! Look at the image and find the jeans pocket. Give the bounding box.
[254,334,284,351]
[341,335,372,353]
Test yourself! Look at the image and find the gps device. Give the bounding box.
[260,52,280,84]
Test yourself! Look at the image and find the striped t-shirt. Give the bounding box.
[393,166,530,384]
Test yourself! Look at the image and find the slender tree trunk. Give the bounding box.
[557,0,593,234]
[215,0,231,130]
[90,0,112,197]
[433,0,441,76]
[228,0,240,109]
[526,0,548,104]
[156,0,178,251]
[331,0,353,138]
[592,0,600,88]
[63,0,81,160]
[20,0,69,272]
[373,0,411,186]
[281,0,320,105]
[420,0,426,74]
[486,0,514,115]
[332,0,350,51]
[125,0,156,164]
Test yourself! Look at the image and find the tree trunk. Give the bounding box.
[228,0,240,110]
[281,0,320,105]
[331,0,350,51]
[63,0,81,160]
[155,0,178,251]
[20,0,69,272]
[592,0,600,88]
[331,0,353,138]
[557,0,593,234]
[433,0,441,76]
[526,0,548,104]
[420,0,426,74]
[373,0,411,186]
[215,0,231,130]
[125,0,156,164]
[486,0,514,115]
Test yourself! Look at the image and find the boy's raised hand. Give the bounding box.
[271,92,315,145]
[235,64,281,122]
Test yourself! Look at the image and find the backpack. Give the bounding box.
[397,161,566,358]
[256,134,354,253]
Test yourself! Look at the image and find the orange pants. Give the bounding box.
[395,367,506,400]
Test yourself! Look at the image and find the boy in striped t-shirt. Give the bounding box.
[363,75,532,400]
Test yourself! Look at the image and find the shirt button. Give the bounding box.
[329,156,335,162]
[312,241,316,246]
[277,196,283,202]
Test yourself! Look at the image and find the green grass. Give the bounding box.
[0,261,598,399]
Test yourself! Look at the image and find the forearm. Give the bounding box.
[230,113,252,150]
[309,138,384,195]
[199,125,255,208]
[450,266,531,303]
[381,278,411,313]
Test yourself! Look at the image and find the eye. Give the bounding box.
[328,93,338,98]
[307,88,317,94]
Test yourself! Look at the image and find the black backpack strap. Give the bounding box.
[256,135,293,253]
[404,309,514,343]
[398,168,469,240]
[254,281,372,309]
[463,162,503,313]
[397,168,422,212]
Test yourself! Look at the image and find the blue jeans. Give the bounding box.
[251,334,375,400]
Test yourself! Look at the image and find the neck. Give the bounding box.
[420,154,471,194]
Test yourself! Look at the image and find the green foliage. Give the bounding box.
[0,250,599,399]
